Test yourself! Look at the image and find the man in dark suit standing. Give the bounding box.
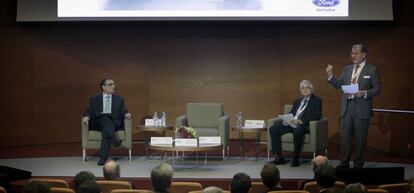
[269,80,322,167]
[326,44,381,169]
[82,78,131,166]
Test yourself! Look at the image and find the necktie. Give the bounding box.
[351,64,360,84]
[104,95,111,113]
[295,99,309,118]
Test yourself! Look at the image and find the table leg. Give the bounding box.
[239,132,245,160]
[256,131,262,159]
[145,131,149,157]
[204,152,207,166]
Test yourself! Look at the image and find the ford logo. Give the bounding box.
[313,0,340,7]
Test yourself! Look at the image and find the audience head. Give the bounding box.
[260,163,280,188]
[230,173,251,193]
[151,163,173,192]
[315,164,336,189]
[103,160,120,180]
[76,181,101,193]
[407,177,414,193]
[344,183,366,193]
[311,155,329,173]
[23,181,51,193]
[74,171,96,191]
[300,80,314,96]
[203,186,224,193]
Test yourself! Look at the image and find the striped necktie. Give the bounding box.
[103,95,111,113]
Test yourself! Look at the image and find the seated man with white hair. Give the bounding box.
[269,80,322,167]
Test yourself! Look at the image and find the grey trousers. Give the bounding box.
[340,100,370,166]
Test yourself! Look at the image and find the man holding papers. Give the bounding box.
[269,80,322,167]
[326,44,381,169]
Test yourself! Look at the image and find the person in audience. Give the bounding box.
[82,77,132,166]
[269,80,322,167]
[406,177,414,193]
[0,173,15,193]
[300,155,329,189]
[344,183,366,193]
[260,163,282,192]
[76,181,101,193]
[315,164,337,193]
[23,180,51,193]
[103,160,136,188]
[103,160,120,180]
[203,186,224,193]
[230,173,251,193]
[151,163,173,193]
[74,171,96,191]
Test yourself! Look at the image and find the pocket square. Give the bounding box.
[363,76,370,78]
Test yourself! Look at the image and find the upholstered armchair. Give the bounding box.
[175,103,230,158]
[267,104,328,158]
[81,117,132,162]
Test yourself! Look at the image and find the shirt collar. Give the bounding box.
[103,93,112,98]
[356,60,366,68]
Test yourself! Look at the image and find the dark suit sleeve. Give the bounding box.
[328,66,349,89]
[366,67,381,99]
[300,97,322,126]
[83,97,94,118]
[120,96,128,116]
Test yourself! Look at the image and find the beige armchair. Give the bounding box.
[175,103,230,158]
[267,105,328,159]
[81,117,132,162]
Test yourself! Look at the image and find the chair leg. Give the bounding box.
[267,150,270,161]
[222,148,225,160]
[129,149,132,162]
[313,152,316,158]
[82,149,86,163]
[325,148,328,158]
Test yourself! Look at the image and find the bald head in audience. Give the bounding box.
[103,160,120,180]
[311,155,329,172]
[23,181,51,193]
[203,187,224,193]
[345,183,366,193]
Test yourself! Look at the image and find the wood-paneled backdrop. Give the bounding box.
[0,1,413,156]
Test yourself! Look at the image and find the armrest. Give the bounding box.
[309,118,329,151]
[123,117,133,148]
[218,115,230,148]
[175,115,187,128]
[81,119,89,149]
[267,117,282,129]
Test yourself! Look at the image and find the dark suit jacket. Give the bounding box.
[289,94,322,127]
[84,94,128,131]
[328,63,381,119]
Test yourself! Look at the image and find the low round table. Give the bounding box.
[135,125,173,157]
[232,127,267,160]
[149,143,223,167]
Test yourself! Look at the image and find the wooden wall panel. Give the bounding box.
[1,1,414,156]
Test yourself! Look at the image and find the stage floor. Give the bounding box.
[0,156,413,180]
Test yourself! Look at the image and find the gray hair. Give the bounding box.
[203,187,224,193]
[300,80,314,92]
[345,183,367,193]
[151,163,174,192]
[103,160,120,180]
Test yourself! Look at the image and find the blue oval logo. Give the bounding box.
[312,0,340,7]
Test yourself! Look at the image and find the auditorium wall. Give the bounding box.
[0,0,413,156]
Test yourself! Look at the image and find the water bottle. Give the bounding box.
[153,111,158,126]
[236,112,243,128]
[161,111,167,126]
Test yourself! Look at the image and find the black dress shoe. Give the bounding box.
[97,158,107,166]
[270,157,286,165]
[290,158,300,167]
[112,140,122,149]
[354,162,364,168]
[336,163,350,169]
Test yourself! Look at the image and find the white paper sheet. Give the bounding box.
[341,84,359,94]
[278,113,297,128]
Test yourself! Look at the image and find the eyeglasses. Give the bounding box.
[300,86,312,90]
[105,83,116,86]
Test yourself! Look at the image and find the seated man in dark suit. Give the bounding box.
[269,80,322,167]
[82,78,131,166]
